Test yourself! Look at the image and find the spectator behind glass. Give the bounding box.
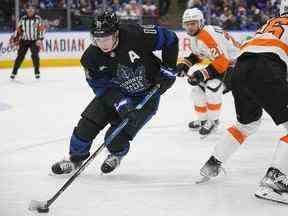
[187,0,203,10]
[236,5,248,30]
[142,0,158,17]
[222,14,240,30]
[111,0,121,12]
[91,0,104,11]
[245,0,257,8]
[58,0,66,8]
[115,3,126,17]
[129,0,142,17]
[219,6,231,26]
[256,0,268,11]
[248,4,262,29]
[79,0,92,15]
[123,3,137,18]
[40,0,56,8]
[71,0,80,9]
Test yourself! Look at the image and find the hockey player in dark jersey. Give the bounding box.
[51,9,178,174]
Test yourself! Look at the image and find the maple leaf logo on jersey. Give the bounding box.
[114,64,150,94]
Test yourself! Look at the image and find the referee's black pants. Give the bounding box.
[12,40,40,76]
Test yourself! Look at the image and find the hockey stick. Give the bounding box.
[28,84,160,213]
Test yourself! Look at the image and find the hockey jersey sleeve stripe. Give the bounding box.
[227,126,247,144]
[210,54,230,74]
[195,105,207,113]
[207,103,222,111]
[198,29,218,47]
[241,38,288,55]
[280,135,288,143]
[198,30,230,74]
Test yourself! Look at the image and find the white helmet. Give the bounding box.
[280,0,288,16]
[182,8,204,28]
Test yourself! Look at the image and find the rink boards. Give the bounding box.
[0,31,254,68]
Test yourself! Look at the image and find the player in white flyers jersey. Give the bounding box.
[198,0,288,205]
[176,8,240,137]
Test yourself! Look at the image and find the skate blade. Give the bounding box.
[195,175,211,184]
[200,134,209,139]
[189,128,201,132]
[195,167,227,184]
[199,128,219,139]
[255,186,288,205]
[48,169,77,177]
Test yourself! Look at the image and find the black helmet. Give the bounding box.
[91,9,119,38]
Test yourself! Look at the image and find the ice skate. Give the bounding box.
[196,155,225,184]
[101,154,123,174]
[199,119,219,138]
[188,120,206,131]
[35,74,40,79]
[255,167,288,204]
[51,158,82,175]
[10,73,16,80]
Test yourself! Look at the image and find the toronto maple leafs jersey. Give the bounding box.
[80,23,178,97]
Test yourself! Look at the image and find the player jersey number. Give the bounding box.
[209,47,221,58]
[257,17,288,39]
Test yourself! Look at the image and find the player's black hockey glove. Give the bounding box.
[176,63,189,77]
[114,97,138,123]
[158,66,176,95]
[187,68,210,86]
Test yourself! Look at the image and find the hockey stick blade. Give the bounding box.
[28,200,49,213]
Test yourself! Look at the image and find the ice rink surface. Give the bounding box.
[0,67,287,216]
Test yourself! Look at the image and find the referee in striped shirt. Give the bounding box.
[10,4,45,79]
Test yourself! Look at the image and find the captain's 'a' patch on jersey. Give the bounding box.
[128,50,140,63]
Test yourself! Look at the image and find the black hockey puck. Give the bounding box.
[37,207,49,213]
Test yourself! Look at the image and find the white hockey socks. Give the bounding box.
[212,126,247,163]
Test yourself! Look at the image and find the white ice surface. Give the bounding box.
[0,67,287,216]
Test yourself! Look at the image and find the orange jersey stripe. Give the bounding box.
[280,135,288,143]
[211,54,230,74]
[227,126,246,144]
[241,38,288,55]
[198,30,230,74]
[207,103,222,111]
[195,105,207,113]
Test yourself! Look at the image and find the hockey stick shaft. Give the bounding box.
[45,84,160,208]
